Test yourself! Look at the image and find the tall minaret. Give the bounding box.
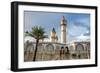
[60,16,67,43]
[50,28,58,43]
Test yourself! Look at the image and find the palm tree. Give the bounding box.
[26,26,48,61]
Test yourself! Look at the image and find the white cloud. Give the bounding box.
[25,36,36,42]
[77,34,90,40]
[69,24,88,36]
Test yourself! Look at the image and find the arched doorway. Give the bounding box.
[60,46,65,60]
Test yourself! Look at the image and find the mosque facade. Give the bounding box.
[24,16,90,61]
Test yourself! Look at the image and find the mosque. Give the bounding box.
[24,16,90,61]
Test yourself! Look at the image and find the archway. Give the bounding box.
[76,43,84,59]
[45,44,54,60]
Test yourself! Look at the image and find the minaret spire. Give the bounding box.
[61,16,67,25]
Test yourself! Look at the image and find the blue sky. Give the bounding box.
[24,11,90,43]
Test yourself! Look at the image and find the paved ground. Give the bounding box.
[24,51,90,62]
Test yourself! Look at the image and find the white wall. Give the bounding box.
[0,0,99,73]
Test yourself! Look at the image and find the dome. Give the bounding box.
[52,27,56,33]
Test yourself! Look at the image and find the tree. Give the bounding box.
[26,26,48,61]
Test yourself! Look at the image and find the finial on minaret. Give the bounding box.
[52,28,56,33]
[62,16,65,20]
[61,16,67,25]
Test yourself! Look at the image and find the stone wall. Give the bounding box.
[24,41,90,62]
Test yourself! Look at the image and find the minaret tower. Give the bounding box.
[60,16,67,43]
[50,28,58,43]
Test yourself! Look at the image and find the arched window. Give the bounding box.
[76,43,84,52]
[75,43,84,59]
[44,44,54,60]
[45,44,54,53]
